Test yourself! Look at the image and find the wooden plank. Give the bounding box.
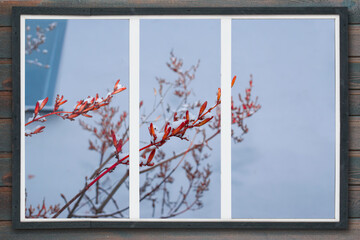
[0,92,11,119]
[0,215,360,239]
[350,58,360,89]
[0,64,11,91]
[0,0,360,238]
[350,91,360,116]
[350,25,360,57]
[0,153,11,159]
[0,158,11,187]
[350,152,360,185]
[0,0,43,27]
[350,189,360,218]
[0,220,359,240]
[1,0,360,26]
[0,27,10,59]
[350,117,360,150]
[0,119,12,152]
[0,187,11,221]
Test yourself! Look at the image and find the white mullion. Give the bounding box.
[129,18,140,219]
[220,18,232,219]
[20,15,26,222]
[334,16,340,221]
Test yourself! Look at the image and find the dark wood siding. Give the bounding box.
[1,0,360,238]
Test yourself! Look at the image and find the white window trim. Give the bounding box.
[20,14,340,222]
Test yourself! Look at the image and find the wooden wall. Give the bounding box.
[1,0,360,239]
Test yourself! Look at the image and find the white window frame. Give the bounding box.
[20,14,341,223]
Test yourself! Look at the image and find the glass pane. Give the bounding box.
[25,19,130,218]
[25,19,67,108]
[139,19,221,218]
[231,19,336,219]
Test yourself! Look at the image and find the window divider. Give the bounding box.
[220,18,232,219]
[129,17,140,219]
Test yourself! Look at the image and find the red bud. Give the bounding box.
[111,130,117,147]
[231,76,237,88]
[147,149,156,164]
[198,101,207,117]
[39,97,48,111]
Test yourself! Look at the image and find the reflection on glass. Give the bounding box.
[25,19,130,218]
[139,19,221,218]
[231,19,336,219]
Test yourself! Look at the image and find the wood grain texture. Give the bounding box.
[350,152,360,185]
[0,158,11,187]
[350,25,360,57]
[0,27,10,59]
[0,187,11,221]
[0,0,358,237]
[0,220,359,240]
[1,0,360,25]
[350,189,360,218]
[0,219,360,240]
[0,64,11,90]
[0,92,11,118]
[350,117,360,150]
[350,58,360,89]
[0,119,11,152]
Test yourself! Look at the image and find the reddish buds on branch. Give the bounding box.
[26,80,127,136]
[25,125,46,137]
[33,126,45,134]
[39,97,48,111]
[172,121,186,136]
[149,123,156,141]
[34,102,40,116]
[111,130,117,148]
[147,149,156,165]
[195,117,213,127]
[231,76,237,88]
[113,79,126,95]
[198,101,207,117]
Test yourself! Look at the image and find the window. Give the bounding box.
[13,7,348,229]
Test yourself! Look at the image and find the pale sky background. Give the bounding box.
[231,19,336,219]
[139,19,221,218]
[25,18,336,219]
[25,19,130,218]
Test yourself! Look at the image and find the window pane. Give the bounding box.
[25,19,130,218]
[231,19,336,219]
[139,19,221,219]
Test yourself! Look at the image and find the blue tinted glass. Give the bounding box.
[25,19,67,108]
